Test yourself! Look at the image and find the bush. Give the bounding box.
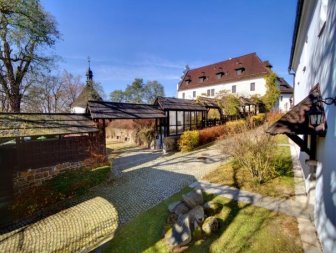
[248,113,266,127]
[199,125,226,145]
[225,119,248,134]
[179,130,199,152]
[163,136,179,152]
[225,128,277,183]
[138,127,155,148]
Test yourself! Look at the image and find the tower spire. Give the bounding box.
[86,56,93,82]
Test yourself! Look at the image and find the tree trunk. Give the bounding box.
[9,95,21,112]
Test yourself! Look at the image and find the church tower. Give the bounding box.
[71,58,102,113]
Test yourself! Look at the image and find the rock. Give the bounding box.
[202,216,220,235]
[167,213,178,225]
[182,189,203,209]
[168,201,181,212]
[166,214,192,247]
[187,205,204,226]
[203,201,222,216]
[169,201,190,216]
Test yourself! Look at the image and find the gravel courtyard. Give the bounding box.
[87,142,229,224]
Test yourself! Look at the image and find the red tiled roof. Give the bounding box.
[178,53,271,91]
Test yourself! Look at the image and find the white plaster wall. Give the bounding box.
[71,107,86,114]
[177,77,266,99]
[279,94,292,112]
[292,1,336,251]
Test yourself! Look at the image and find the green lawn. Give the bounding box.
[103,189,302,253]
[203,134,294,199]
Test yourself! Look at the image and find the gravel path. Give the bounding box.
[87,142,229,224]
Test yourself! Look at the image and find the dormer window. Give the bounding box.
[185,75,192,85]
[216,72,224,79]
[235,67,245,75]
[199,72,206,82]
[216,67,225,79]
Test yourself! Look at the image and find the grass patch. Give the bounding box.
[11,166,111,219]
[203,135,294,199]
[103,187,192,253]
[275,134,289,144]
[104,192,302,253]
[50,166,111,196]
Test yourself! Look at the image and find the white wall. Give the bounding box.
[292,1,336,252]
[278,93,292,112]
[71,106,86,114]
[177,77,266,99]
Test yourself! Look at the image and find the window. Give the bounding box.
[207,89,210,96]
[182,92,185,99]
[193,91,196,98]
[199,77,204,83]
[232,85,236,93]
[169,111,177,135]
[184,111,191,131]
[211,89,215,96]
[250,82,255,91]
[177,111,184,134]
[236,68,245,75]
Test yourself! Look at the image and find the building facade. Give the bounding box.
[289,0,336,251]
[177,53,272,99]
[278,77,294,112]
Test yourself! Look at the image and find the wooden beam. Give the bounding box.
[286,133,312,156]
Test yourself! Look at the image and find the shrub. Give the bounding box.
[199,125,226,145]
[225,128,277,183]
[225,119,248,134]
[138,127,155,148]
[179,130,199,152]
[248,113,266,127]
[163,136,178,152]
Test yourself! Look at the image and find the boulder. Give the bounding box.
[182,189,203,209]
[202,216,219,235]
[168,201,181,212]
[166,214,192,247]
[203,201,222,216]
[166,213,178,225]
[168,201,190,217]
[187,205,205,226]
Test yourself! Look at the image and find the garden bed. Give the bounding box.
[203,134,294,199]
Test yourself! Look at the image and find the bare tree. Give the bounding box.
[23,70,84,113]
[0,0,60,112]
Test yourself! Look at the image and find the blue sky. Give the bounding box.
[42,0,297,98]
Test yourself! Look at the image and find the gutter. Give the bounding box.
[288,0,305,73]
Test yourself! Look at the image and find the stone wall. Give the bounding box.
[13,160,90,193]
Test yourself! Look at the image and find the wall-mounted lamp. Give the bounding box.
[309,105,325,128]
[310,96,336,126]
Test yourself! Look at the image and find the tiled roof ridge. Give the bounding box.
[187,52,257,72]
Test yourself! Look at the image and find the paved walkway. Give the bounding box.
[0,142,229,252]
